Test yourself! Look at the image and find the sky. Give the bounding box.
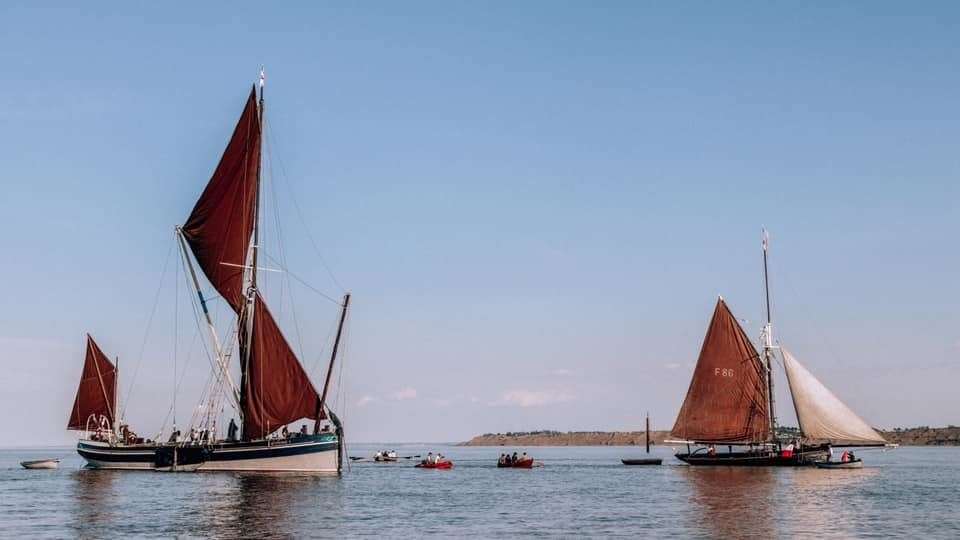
[1,2,957,446]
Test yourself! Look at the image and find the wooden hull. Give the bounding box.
[497,458,534,468]
[621,458,662,466]
[816,459,863,469]
[77,434,341,473]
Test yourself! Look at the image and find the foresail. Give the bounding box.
[181,86,261,313]
[67,335,117,430]
[671,298,770,444]
[241,292,322,440]
[782,348,886,445]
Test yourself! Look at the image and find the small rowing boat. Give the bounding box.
[416,460,453,469]
[497,457,534,468]
[816,459,863,469]
[20,459,60,470]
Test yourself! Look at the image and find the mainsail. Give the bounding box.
[181,86,261,314]
[671,298,770,443]
[240,292,322,440]
[67,335,117,430]
[180,84,327,441]
[781,348,886,446]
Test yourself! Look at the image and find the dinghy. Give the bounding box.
[416,460,453,469]
[20,459,60,470]
[816,459,863,469]
[497,457,534,468]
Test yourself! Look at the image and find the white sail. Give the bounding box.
[781,347,886,445]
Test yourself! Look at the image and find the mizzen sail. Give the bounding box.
[782,348,886,446]
[671,298,770,444]
[240,292,322,440]
[67,335,117,430]
[181,86,261,313]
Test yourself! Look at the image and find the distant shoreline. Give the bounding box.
[460,426,960,447]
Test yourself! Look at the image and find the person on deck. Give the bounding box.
[228,419,238,441]
[282,426,289,439]
[840,450,850,463]
[512,452,519,464]
[707,445,716,456]
[300,424,308,436]
[427,452,434,464]
[521,452,528,463]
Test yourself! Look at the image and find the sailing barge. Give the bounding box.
[68,77,349,472]
[671,233,889,466]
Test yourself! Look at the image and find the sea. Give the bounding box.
[1,444,957,538]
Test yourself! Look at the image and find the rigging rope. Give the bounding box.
[265,122,345,293]
[120,236,175,420]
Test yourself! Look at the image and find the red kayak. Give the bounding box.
[497,457,534,468]
[416,460,453,469]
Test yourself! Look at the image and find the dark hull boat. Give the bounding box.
[621,413,662,466]
[816,459,863,469]
[77,434,340,472]
[675,444,830,467]
[621,458,662,466]
[668,233,890,466]
[67,75,352,474]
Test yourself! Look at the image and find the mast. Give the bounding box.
[645,412,651,454]
[175,228,242,412]
[240,70,266,440]
[319,293,351,417]
[114,356,119,438]
[761,229,778,443]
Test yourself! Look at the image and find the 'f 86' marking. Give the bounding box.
[714,368,735,378]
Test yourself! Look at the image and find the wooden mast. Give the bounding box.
[645,412,651,453]
[319,293,351,418]
[240,71,266,440]
[762,229,778,443]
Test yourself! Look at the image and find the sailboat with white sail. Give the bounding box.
[671,231,890,466]
[68,74,350,472]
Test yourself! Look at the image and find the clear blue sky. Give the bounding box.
[1,2,957,446]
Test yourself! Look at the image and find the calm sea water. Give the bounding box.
[1,444,957,538]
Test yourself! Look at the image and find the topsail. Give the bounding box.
[181,86,261,313]
[671,298,770,444]
[782,348,886,446]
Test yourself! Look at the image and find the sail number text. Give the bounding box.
[714,368,735,378]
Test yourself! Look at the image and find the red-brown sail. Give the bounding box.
[241,292,322,440]
[67,335,117,430]
[181,86,261,313]
[671,298,770,444]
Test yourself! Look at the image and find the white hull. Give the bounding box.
[20,459,60,470]
[198,445,339,473]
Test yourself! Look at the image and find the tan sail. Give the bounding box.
[781,347,886,446]
[671,298,770,444]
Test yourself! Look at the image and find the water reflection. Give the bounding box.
[70,470,119,534]
[680,467,777,538]
[203,473,344,538]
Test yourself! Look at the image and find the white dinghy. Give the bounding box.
[20,459,60,470]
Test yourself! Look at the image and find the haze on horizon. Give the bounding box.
[1,2,957,447]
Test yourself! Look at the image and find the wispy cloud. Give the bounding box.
[490,389,574,408]
[551,368,574,377]
[663,362,682,370]
[391,387,418,401]
[357,395,377,407]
